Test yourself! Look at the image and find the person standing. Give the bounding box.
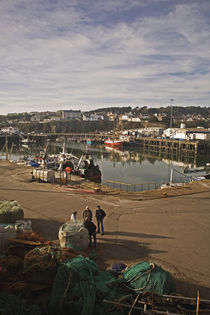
[84,218,97,248]
[95,205,106,235]
[83,206,92,222]
[70,211,77,222]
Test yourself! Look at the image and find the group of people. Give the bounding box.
[70,205,106,248]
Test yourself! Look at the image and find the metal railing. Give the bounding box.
[103,179,157,192]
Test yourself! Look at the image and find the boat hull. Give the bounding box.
[104,140,123,148]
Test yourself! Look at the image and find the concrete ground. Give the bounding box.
[0,160,210,299]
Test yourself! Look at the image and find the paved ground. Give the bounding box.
[0,160,210,299]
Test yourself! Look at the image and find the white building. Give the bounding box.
[60,110,82,120]
[187,129,210,140]
[82,114,104,121]
[128,117,141,122]
[163,128,187,140]
[163,127,210,140]
[1,126,20,134]
[137,127,164,137]
[122,127,164,137]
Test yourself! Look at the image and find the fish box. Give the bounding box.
[32,169,55,183]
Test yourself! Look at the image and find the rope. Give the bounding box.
[115,295,134,314]
[128,293,140,315]
[62,270,73,305]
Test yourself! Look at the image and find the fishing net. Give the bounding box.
[48,255,130,315]
[23,245,90,287]
[0,292,41,315]
[0,201,24,223]
[23,245,61,285]
[122,261,175,295]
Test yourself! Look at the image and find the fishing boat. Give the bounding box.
[119,135,139,147]
[104,139,123,148]
[86,138,93,145]
[29,140,101,182]
[76,154,101,182]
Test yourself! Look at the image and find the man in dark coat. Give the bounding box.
[84,218,97,248]
[95,205,106,235]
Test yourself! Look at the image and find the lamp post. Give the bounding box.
[169,98,174,186]
[170,98,174,129]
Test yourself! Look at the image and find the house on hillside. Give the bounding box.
[107,112,117,121]
[82,113,104,121]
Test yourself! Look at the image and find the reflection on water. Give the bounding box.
[1,141,209,189]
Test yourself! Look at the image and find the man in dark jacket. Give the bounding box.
[95,205,106,235]
[84,219,97,248]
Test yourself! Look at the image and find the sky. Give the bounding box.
[0,0,210,115]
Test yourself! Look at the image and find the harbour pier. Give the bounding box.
[137,138,209,156]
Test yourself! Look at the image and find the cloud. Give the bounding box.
[0,0,210,114]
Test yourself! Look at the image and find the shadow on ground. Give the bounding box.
[175,279,210,300]
[95,237,167,269]
[27,217,63,240]
[103,231,174,239]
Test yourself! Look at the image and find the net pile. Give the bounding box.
[48,255,129,315]
[23,245,61,286]
[0,200,24,223]
[122,261,176,295]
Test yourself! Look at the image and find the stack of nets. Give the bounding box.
[23,245,61,286]
[0,200,24,223]
[23,246,89,287]
[48,255,130,315]
[122,261,176,295]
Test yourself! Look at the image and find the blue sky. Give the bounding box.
[0,0,210,114]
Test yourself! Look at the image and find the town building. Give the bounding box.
[82,113,104,121]
[59,110,82,120]
[163,127,210,140]
[1,126,20,134]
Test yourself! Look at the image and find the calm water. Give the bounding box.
[1,141,209,191]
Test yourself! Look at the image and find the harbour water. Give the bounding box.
[1,140,209,191]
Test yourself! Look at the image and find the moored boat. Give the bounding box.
[104,139,123,148]
[119,135,139,147]
[86,139,92,145]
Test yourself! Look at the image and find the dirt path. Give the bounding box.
[0,160,210,299]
